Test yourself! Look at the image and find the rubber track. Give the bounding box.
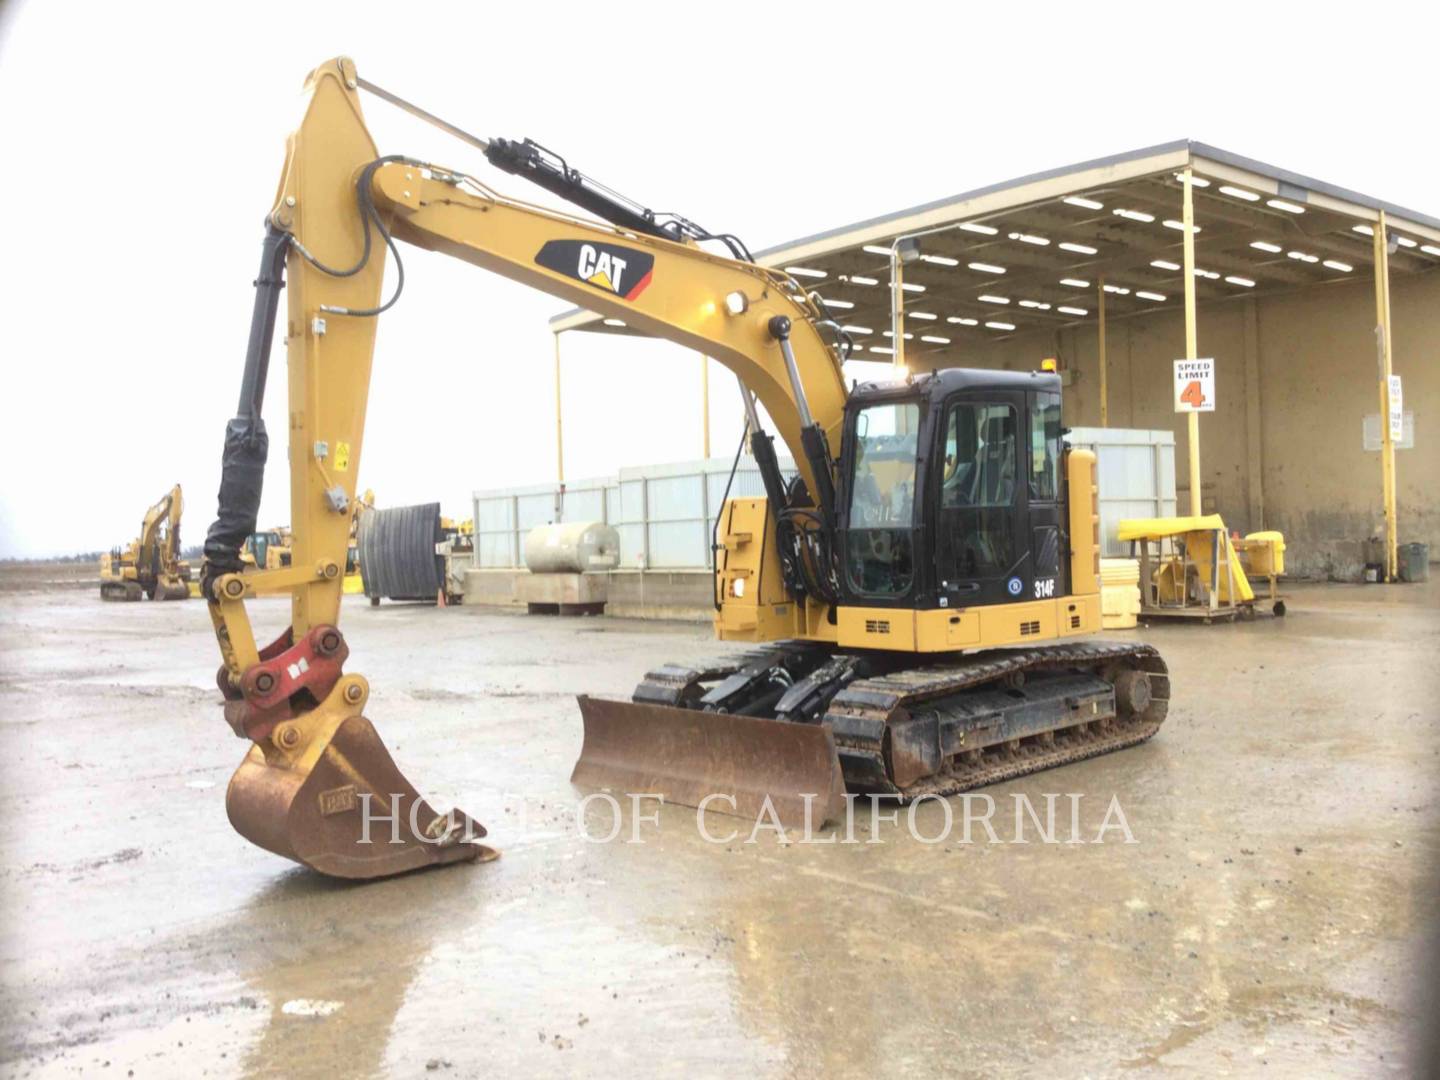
[634,640,1170,798]
[825,641,1170,799]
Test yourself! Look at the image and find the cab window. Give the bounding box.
[1029,392,1062,501]
[846,401,920,596]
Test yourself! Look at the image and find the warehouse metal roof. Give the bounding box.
[549,140,1440,360]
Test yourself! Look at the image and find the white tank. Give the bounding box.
[524,522,622,574]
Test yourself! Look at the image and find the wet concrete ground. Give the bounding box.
[1,581,1437,1078]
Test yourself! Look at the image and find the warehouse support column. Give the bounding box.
[1372,212,1399,582]
[1097,276,1109,427]
[1242,297,1265,529]
[701,355,711,458]
[552,331,565,489]
[1181,169,1202,516]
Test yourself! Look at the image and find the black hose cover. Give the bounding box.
[202,418,269,589]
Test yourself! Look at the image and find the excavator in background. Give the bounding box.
[240,527,292,571]
[200,58,1169,880]
[100,484,191,602]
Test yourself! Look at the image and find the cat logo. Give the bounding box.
[535,239,655,301]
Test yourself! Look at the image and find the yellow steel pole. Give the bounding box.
[701,354,711,458]
[1372,212,1398,581]
[890,247,906,372]
[1097,274,1109,428]
[552,331,565,487]
[1181,169,1202,517]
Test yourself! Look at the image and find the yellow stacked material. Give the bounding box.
[1100,557,1141,629]
[1117,515,1255,605]
[1237,531,1285,576]
[343,572,366,595]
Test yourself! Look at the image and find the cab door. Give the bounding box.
[931,392,1030,606]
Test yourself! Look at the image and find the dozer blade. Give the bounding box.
[227,714,495,880]
[573,695,846,830]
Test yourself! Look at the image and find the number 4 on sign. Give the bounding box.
[1173,358,1216,413]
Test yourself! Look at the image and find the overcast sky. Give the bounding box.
[1,1,1435,558]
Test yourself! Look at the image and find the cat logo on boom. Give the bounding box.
[535,240,655,301]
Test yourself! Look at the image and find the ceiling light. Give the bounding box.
[1018,300,1051,310]
[1225,276,1256,287]
[1059,242,1098,255]
[1422,245,1440,257]
[947,316,979,326]
[881,331,915,340]
[1249,241,1282,253]
[920,254,960,266]
[968,261,1007,274]
[1150,259,1181,271]
[1266,199,1305,214]
[1113,208,1155,223]
[1351,224,1374,236]
[1064,196,1105,210]
[985,321,1016,331]
[822,298,855,309]
[1193,268,1220,279]
[1177,173,1211,187]
[1103,284,1130,295]
[1163,220,1201,233]
[900,282,925,292]
[959,222,998,235]
[1322,260,1352,272]
[920,335,951,345]
[1009,232,1051,246]
[603,318,626,327]
[1060,278,1090,288]
[1219,185,1260,202]
[909,312,938,320]
[862,245,891,256]
[848,275,879,286]
[869,345,894,355]
[1058,306,1088,316]
[843,325,874,335]
[1395,236,1417,249]
[977,294,1010,304]
[1136,291,1166,302]
[786,266,827,278]
[1287,250,1319,263]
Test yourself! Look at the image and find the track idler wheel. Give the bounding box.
[1112,667,1153,718]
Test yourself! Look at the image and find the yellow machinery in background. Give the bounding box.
[1118,516,1286,621]
[240,527,292,571]
[198,58,1172,880]
[100,485,191,602]
[343,489,374,595]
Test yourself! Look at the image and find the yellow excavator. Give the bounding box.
[101,484,191,602]
[201,58,1170,880]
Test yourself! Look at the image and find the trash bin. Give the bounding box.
[1399,542,1429,583]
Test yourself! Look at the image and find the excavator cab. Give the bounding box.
[834,370,1068,612]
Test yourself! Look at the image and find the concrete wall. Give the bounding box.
[912,272,1439,578]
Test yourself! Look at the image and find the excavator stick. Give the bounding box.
[573,695,846,829]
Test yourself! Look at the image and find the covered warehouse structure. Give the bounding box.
[554,141,1436,580]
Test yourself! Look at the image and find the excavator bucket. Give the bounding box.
[227,713,495,879]
[154,578,190,601]
[572,695,846,829]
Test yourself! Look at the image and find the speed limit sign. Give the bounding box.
[1174,358,1215,413]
